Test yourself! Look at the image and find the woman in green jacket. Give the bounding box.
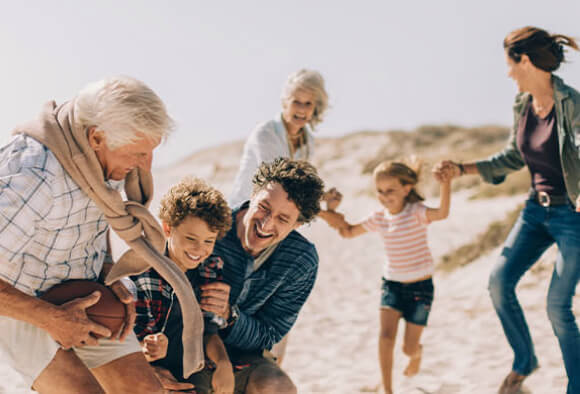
[435,26,580,394]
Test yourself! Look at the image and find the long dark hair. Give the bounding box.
[504,26,579,72]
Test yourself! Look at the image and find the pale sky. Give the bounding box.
[1,1,579,168]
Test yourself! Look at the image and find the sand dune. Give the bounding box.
[1,132,576,393]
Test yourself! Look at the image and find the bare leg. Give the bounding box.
[33,349,104,394]
[90,352,164,393]
[379,308,401,394]
[402,321,424,377]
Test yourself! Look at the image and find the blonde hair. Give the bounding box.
[373,160,424,203]
[281,69,329,128]
[75,76,174,150]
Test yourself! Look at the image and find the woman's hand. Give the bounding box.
[143,332,169,362]
[152,366,196,394]
[212,361,235,394]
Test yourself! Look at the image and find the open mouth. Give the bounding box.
[254,223,273,239]
[293,114,307,121]
[185,251,202,262]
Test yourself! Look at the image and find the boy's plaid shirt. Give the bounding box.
[132,254,225,340]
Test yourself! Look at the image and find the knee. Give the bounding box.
[488,268,509,304]
[402,343,419,357]
[379,331,396,347]
[247,365,296,394]
[547,298,574,336]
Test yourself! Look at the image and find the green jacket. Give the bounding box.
[476,75,580,207]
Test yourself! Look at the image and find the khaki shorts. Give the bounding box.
[0,317,141,389]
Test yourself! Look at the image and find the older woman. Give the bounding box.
[435,27,579,394]
[229,69,330,208]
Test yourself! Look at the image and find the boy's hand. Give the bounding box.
[143,332,168,362]
[212,361,235,394]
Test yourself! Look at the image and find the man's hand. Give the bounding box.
[212,361,235,394]
[152,366,196,394]
[200,282,231,320]
[143,332,169,362]
[108,279,136,341]
[47,291,112,348]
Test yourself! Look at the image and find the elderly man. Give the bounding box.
[173,158,323,394]
[0,76,194,393]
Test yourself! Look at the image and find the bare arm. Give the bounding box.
[426,179,451,222]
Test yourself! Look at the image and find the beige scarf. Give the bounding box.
[14,101,204,378]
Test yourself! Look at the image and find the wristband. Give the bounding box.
[458,163,465,176]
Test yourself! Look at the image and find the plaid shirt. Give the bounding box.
[0,135,123,296]
[133,254,226,341]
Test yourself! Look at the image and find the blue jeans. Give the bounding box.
[488,199,580,394]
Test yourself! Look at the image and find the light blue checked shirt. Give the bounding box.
[0,135,123,296]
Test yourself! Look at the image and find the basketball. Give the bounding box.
[40,280,126,338]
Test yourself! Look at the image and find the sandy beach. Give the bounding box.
[1,133,577,394]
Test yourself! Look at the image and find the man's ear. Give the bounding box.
[87,127,107,151]
[162,221,172,238]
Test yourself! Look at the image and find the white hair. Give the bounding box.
[74,76,174,149]
[281,69,329,128]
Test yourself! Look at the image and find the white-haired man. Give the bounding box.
[0,76,182,393]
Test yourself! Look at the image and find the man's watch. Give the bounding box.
[227,304,240,327]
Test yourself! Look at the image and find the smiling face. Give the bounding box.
[281,88,317,136]
[164,215,218,272]
[89,128,160,180]
[505,51,532,93]
[238,183,301,256]
[375,175,412,215]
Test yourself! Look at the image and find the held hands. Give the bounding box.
[143,332,169,362]
[46,291,112,348]
[212,360,235,394]
[200,282,232,320]
[432,160,460,183]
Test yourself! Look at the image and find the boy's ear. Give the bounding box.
[162,221,172,238]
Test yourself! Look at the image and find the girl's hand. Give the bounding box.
[143,332,168,362]
[212,361,235,394]
[433,160,459,182]
[323,187,343,211]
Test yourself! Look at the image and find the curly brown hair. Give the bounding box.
[159,177,232,238]
[252,158,324,223]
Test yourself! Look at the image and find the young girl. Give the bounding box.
[131,177,234,394]
[322,160,451,394]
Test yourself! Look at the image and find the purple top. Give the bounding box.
[516,101,566,195]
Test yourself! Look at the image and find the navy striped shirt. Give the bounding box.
[215,205,318,352]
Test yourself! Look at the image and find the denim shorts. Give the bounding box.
[380,278,434,326]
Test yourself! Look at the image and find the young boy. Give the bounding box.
[132,177,234,393]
